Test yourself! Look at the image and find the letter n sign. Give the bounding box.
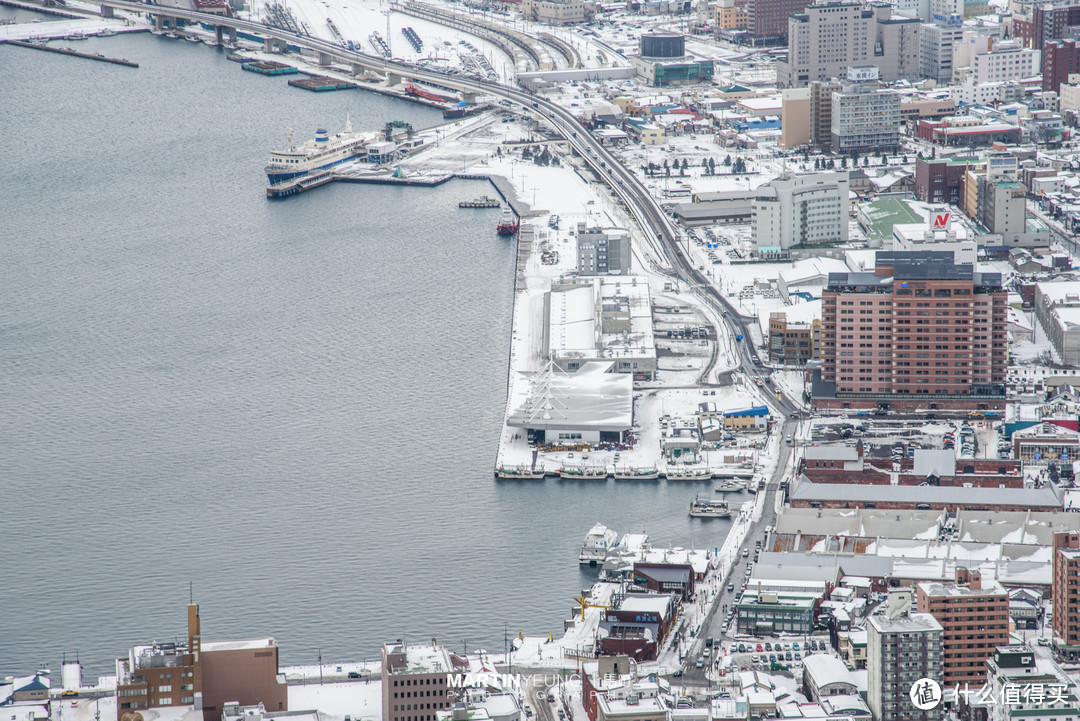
[932,212,950,229]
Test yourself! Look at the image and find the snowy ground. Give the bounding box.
[0,17,140,41]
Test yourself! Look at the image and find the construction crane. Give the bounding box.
[572,594,611,621]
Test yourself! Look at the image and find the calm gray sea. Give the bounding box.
[0,28,734,677]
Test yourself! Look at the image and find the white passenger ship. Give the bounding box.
[265,116,367,185]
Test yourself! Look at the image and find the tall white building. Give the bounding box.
[830,66,902,153]
[776,2,919,88]
[867,590,944,721]
[966,39,1041,84]
[920,19,966,84]
[752,171,850,253]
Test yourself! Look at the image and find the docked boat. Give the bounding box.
[580,523,618,565]
[65,31,88,40]
[613,466,660,481]
[559,466,609,480]
[265,116,367,185]
[688,496,731,518]
[97,27,117,36]
[184,34,201,42]
[666,468,713,481]
[714,479,745,493]
[494,465,546,480]
[496,209,519,236]
[459,196,500,208]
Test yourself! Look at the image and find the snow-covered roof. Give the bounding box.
[802,654,857,691]
[507,361,633,432]
[200,638,276,653]
[618,593,674,615]
[803,446,860,462]
[789,476,1063,509]
[956,510,1080,545]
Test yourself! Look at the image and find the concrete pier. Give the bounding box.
[2,38,138,67]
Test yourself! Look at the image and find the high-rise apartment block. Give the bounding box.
[916,569,1010,687]
[920,20,965,84]
[809,81,842,147]
[816,251,1007,411]
[1012,0,1080,52]
[747,0,811,41]
[1053,532,1080,660]
[830,66,901,153]
[868,590,944,721]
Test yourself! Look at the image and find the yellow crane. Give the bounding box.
[572,594,611,620]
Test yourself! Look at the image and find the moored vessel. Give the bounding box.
[496,209,519,236]
[460,196,500,208]
[613,466,660,481]
[666,467,713,481]
[579,523,618,565]
[265,116,367,185]
[559,466,609,480]
[688,496,731,518]
[494,465,546,479]
[714,479,745,493]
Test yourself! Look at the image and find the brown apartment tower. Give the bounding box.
[747,0,810,41]
[916,569,1010,687]
[816,251,1007,412]
[1053,532,1080,660]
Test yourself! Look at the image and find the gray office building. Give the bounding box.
[577,224,632,275]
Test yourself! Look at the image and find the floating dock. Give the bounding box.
[242,60,298,75]
[288,74,357,92]
[1,39,138,67]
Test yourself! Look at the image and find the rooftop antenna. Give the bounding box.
[189,581,193,604]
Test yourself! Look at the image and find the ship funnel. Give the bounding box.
[315,129,329,144]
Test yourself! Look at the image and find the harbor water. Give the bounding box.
[0,30,736,677]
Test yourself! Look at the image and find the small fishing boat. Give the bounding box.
[613,467,660,481]
[494,465,546,480]
[689,496,731,518]
[666,468,713,481]
[559,466,609,480]
[459,196,500,208]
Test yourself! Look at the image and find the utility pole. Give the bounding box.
[318,649,323,685]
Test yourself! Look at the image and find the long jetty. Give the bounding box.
[1,38,139,66]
